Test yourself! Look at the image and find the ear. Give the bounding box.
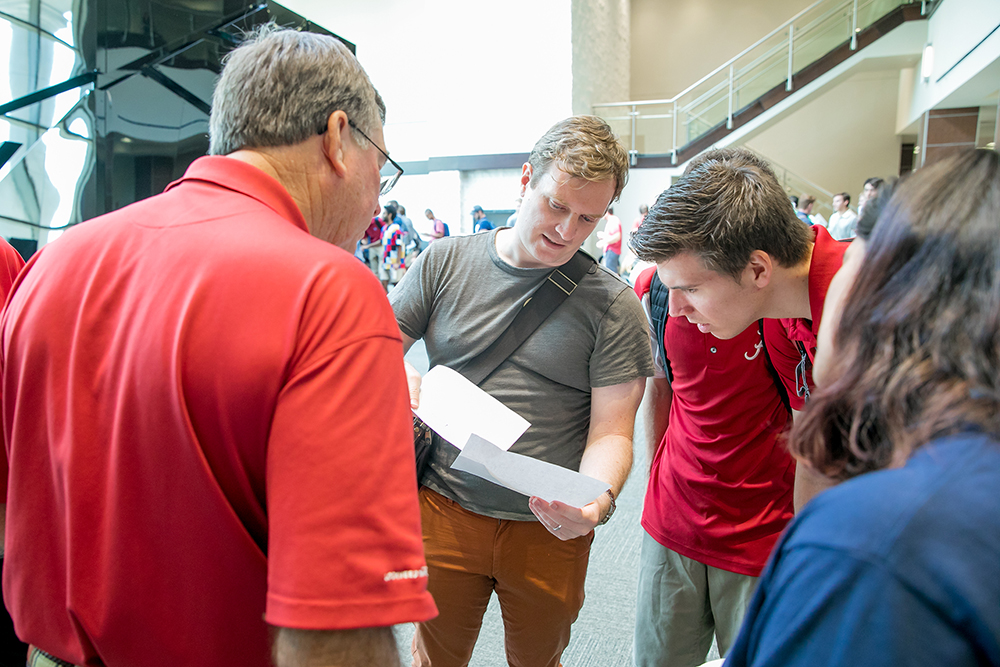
[746,250,773,288]
[519,162,532,195]
[321,110,351,177]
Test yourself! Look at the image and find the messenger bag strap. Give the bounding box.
[457,250,595,386]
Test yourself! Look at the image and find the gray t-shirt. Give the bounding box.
[390,229,654,520]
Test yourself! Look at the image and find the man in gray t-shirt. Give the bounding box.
[390,116,653,667]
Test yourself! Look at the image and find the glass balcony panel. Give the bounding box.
[0,0,77,36]
[0,94,94,244]
[0,124,93,243]
[0,18,86,129]
[631,104,673,156]
[597,0,914,155]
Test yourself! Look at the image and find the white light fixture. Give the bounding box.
[921,43,934,80]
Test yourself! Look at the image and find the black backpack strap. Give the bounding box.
[457,250,595,386]
[758,319,793,416]
[648,272,673,384]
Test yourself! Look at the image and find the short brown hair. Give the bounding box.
[798,194,816,209]
[630,147,812,279]
[528,116,629,203]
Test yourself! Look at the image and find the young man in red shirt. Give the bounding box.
[630,147,848,512]
[632,264,793,667]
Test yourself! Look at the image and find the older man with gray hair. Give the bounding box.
[0,25,435,667]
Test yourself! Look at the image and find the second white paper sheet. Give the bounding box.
[413,365,529,451]
[452,434,610,509]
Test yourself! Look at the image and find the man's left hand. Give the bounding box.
[528,496,602,541]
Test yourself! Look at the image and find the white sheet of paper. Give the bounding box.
[414,366,529,451]
[451,434,610,509]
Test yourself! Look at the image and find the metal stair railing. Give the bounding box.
[768,157,837,219]
[595,0,925,165]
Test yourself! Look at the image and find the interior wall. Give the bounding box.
[460,169,522,235]
[630,0,807,101]
[379,170,462,238]
[744,68,902,209]
[903,0,1000,127]
[282,0,574,162]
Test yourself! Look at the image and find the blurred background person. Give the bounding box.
[827,192,858,240]
[596,205,623,274]
[471,204,494,232]
[794,194,815,225]
[424,208,448,242]
[856,176,884,218]
[507,197,521,227]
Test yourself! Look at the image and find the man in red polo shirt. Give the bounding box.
[0,27,435,667]
[630,147,848,512]
[632,266,793,667]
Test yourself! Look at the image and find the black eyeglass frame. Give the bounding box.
[316,117,402,197]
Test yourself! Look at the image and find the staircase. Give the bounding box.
[595,0,931,168]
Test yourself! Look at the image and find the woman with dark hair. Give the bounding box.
[724,150,1000,666]
[810,178,896,387]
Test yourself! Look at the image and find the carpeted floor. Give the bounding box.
[397,339,720,667]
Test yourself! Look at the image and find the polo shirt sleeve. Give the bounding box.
[264,268,436,630]
[590,287,655,388]
[762,318,808,411]
[726,541,982,667]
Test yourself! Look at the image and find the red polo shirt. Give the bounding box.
[1,156,436,667]
[763,225,849,410]
[636,268,793,576]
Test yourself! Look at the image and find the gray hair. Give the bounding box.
[209,24,385,156]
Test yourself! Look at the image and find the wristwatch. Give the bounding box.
[597,489,616,525]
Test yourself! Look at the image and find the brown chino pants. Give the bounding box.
[412,488,593,667]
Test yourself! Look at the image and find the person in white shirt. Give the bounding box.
[827,192,858,240]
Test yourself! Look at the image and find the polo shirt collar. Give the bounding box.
[166,156,309,234]
[806,224,848,333]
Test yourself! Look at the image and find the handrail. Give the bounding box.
[595,0,916,163]
[596,0,827,109]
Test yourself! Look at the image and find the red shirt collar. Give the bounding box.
[780,225,849,343]
[165,156,309,234]
[807,225,849,332]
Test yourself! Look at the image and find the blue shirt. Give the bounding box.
[726,432,1000,667]
[474,218,494,232]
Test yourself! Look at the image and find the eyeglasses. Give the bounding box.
[347,119,403,196]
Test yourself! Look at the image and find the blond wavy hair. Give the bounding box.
[527,116,629,202]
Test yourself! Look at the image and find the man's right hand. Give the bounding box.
[404,360,422,409]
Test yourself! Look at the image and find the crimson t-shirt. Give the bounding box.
[635,268,793,576]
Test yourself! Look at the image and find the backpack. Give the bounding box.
[441,222,450,237]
